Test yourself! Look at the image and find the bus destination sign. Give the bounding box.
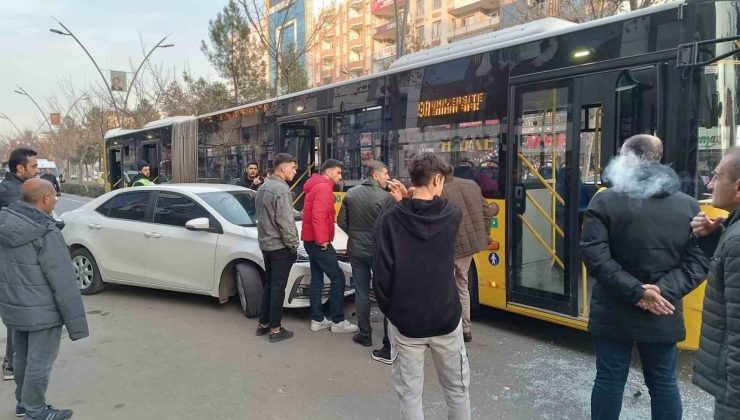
[418,93,485,118]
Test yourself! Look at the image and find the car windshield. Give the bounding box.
[198,191,257,226]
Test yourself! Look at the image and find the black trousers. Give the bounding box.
[259,248,297,328]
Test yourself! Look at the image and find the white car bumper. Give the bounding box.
[284,260,354,308]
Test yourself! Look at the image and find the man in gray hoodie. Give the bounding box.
[0,178,88,420]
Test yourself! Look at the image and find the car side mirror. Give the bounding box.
[185,217,210,231]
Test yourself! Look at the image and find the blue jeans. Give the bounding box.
[305,241,346,324]
[13,327,62,418]
[350,256,374,338]
[592,338,682,420]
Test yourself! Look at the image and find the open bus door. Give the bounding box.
[107,146,123,190]
[279,117,324,208]
[508,65,662,323]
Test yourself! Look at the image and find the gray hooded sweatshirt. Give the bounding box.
[0,201,88,340]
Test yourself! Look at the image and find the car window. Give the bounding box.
[154,192,210,227]
[97,191,152,221]
[198,191,257,226]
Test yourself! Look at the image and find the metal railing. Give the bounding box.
[291,162,314,206]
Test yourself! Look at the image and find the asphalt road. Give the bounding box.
[0,193,716,419]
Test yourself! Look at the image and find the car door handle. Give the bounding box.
[87,223,102,230]
[144,232,161,238]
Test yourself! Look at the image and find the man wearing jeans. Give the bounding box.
[337,161,394,348]
[374,153,469,420]
[580,135,708,420]
[0,179,88,419]
[302,159,358,334]
[255,153,299,343]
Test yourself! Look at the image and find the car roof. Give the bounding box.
[122,184,251,194]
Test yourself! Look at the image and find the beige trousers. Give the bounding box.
[454,255,474,334]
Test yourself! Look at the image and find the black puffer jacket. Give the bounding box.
[693,210,740,416]
[337,179,393,258]
[580,163,709,343]
[0,172,23,209]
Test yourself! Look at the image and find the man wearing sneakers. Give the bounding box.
[302,159,358,334]
[255,153,300,343]
[337,161,394,348]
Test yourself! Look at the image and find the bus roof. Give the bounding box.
[104,116,195,140]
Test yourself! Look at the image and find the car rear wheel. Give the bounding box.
[71,247,104,295]
[236,262,263,318]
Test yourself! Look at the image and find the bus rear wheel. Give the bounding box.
[468,262,480,318]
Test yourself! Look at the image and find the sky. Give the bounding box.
[0,0,224,137]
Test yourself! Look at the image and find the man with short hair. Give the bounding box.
[237,161,264,190]
[0,147,39,382]
[130,161,153,187]
[441,173,498,342]
[0,178,88,419]
[374,152,470,420]
[302,159,358,334]
[691,148,740,419]
[581,134,709,420]
[255,153,300,343]
[337,161,394,348]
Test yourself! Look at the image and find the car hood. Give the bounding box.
[241,221,348,253]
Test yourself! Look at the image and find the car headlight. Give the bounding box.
[296,247,309,262]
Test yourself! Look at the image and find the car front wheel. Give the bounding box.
[71,247,104,295]
[235,262,263,318]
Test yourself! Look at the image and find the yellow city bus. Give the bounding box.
[103,0,740,349]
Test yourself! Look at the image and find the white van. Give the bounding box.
[37,159,61,180]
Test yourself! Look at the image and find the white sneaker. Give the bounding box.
[331,320,359,334]
[310,318,332,332]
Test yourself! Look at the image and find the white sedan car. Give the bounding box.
[60,184,353,317]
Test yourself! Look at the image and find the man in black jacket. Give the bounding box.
[690,148,740,419]
[236,161,264,190]
[0,147,39,382]
[581,135,708,420]
[337,161,393,349]
[374,153,470,420]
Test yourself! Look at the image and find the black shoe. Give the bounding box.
[269,327,294,343]
[352,333,372,347]
[33,405,73,419]
[15,403,24,417]
[463,332,472,343]
[371,346,392,365]
[255,325,270,336]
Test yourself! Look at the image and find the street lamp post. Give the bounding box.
[50,17,174,129]
[14,86,53,133]
[122,35,174,111]
[0,113,24,139]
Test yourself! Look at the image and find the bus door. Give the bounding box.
[107,146,123,190]
[141,141,160,183]
[279,117,324,208]
[510,65,661,318]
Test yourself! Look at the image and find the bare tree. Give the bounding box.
[240,0,337,94]
[505,0,664,25]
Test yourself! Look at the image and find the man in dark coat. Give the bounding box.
[690,148,740,419]
[337,160,393,349]
[236,161,264,190]
[0,147,39,382]
[0,179,88,419]
[580,134,709,420]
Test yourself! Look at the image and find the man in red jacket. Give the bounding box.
[302,159,359,334]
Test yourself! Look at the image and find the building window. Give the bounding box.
[432,0,441,10]
[418,25,425,42]
[416,0,425,16]
[431,21,441,40]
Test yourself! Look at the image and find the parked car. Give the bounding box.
[59,184,353,318]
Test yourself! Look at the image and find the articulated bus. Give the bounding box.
[103,0,740,349]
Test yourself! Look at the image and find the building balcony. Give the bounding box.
[349,0,364,9]
[448,15,500,41]
[321,48,336,58]
[373,45,396,60]
[349,16,364,29]
[349,37,364,49]
[371,0,406,16]
[321,67,335,79]
[347,59,365,70]
[373,21,397,41]
[447,0,499,17]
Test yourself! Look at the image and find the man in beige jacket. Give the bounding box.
[441,174,497,342]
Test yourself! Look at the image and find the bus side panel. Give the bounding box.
[475,198,507,309]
